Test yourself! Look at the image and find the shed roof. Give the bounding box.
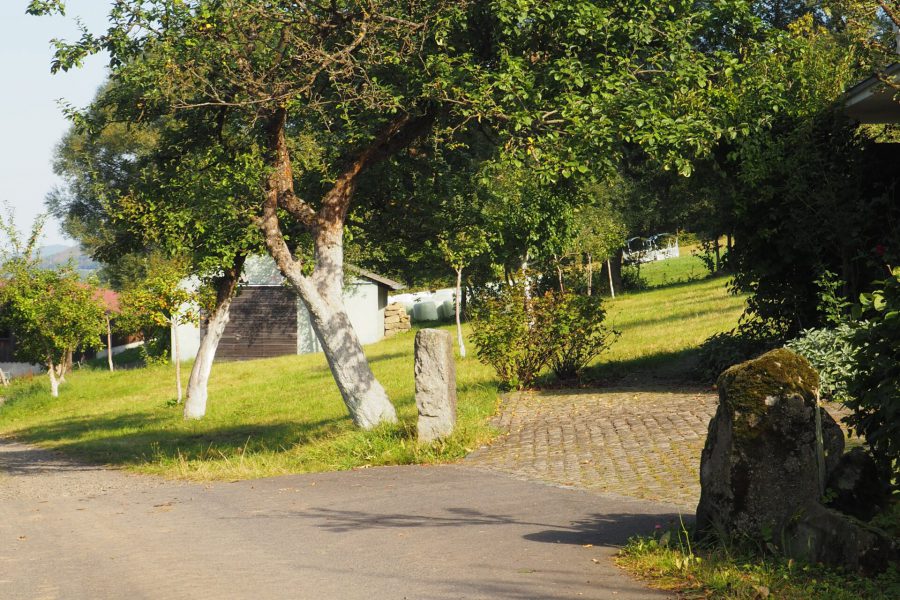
[240,255,405,290]
[346,265,406,291]
[843,63,900,124]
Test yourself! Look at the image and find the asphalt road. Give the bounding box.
[0,440,680,599]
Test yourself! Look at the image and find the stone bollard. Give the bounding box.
[415,329,457,443]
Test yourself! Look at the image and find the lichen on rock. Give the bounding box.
[695,348,895,572]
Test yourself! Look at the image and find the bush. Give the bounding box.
[696,321,781,382]
[785,323,857,402]
[545,293,618,380]
[469,285,556,390]
[621,264,648,292]
[470,284,617,389]
[845,270,900,474]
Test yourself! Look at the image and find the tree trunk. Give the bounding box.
[586,253,593,297]
[607,258,616,299]
[259,155,397,428]
[553,254,565,293]
[455,267,466,358]
[184,255,245,420]
[47,359,59,398]
[59,349,73,383]
[714,237,721,272]
[289,235,396,429]
[172,317,182,404]
[254,108,435,429]
[106,314,114,372]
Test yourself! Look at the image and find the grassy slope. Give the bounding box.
[0,324,500,480]
[0,274,745,480]
[635,253,710,289]
[586,275,745,382]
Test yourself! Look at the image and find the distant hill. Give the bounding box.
[37,245,103,276]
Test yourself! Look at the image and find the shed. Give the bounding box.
[176,256,405,361]
[843,63,900,124]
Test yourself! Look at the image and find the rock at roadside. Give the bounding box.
[695,348,895,572]
[415,329,456,443]
[696,348,838,538]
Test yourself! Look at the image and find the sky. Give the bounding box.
[0,2,110,247]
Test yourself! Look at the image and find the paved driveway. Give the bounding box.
[1,441,676,600]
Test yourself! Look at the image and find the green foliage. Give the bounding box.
[0,210,106,376]
[845,269,900,472]
[719,18,900,335]
[621,265,649,292]
[696,321,782,382]
[470,283,556,390]
[470,282,617,388]
[115,254,198,362]
[545,293,618,380]
[785,324,858,402]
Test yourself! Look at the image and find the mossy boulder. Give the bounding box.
[696,348,844,541]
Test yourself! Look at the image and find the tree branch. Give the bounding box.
[318,109,437,231]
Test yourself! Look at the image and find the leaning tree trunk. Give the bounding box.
[260,199,397,429]
[255,107,435,429]
[279,231,397,429]
[184,255,245,420]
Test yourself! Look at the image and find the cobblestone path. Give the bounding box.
[465,388,717,508]
[466,388,852,509]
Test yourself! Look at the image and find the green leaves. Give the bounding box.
[0,211,107,369]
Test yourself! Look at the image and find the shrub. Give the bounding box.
[785,324,857,403]
[545,293,618,380]
[845,269,900,474]
[469,285,556,390]
[470,284,617,389]
[621,264,648,292]
[696,321,781,382]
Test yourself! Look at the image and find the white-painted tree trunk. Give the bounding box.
[455,267,466,358]
[587,253,593,297]
[183,296,233,420]
[266,226,397,429]
[607,258,615,299]
[48,359,59,398]
[106,314,114,372]
[171,317,182,404]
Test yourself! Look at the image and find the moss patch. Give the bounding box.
[717,348,819,440]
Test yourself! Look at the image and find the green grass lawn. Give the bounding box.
[635,253,711,289]
[586,275,746,382]
[0,275,745,480]
[0,324,500,480]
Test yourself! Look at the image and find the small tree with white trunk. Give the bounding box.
[0,212,106,397]
[438,229,489,358]
[116,255,199,404]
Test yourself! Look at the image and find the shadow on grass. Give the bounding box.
[537,348,710,393]
[5,413,352,470]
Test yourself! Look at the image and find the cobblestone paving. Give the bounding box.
[465,388,852,509]
[465,388,717,508]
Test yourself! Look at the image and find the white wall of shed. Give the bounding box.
[296,279,385,355]
[172,320,201,363]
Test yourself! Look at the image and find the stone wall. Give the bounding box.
[384,303,411,338]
